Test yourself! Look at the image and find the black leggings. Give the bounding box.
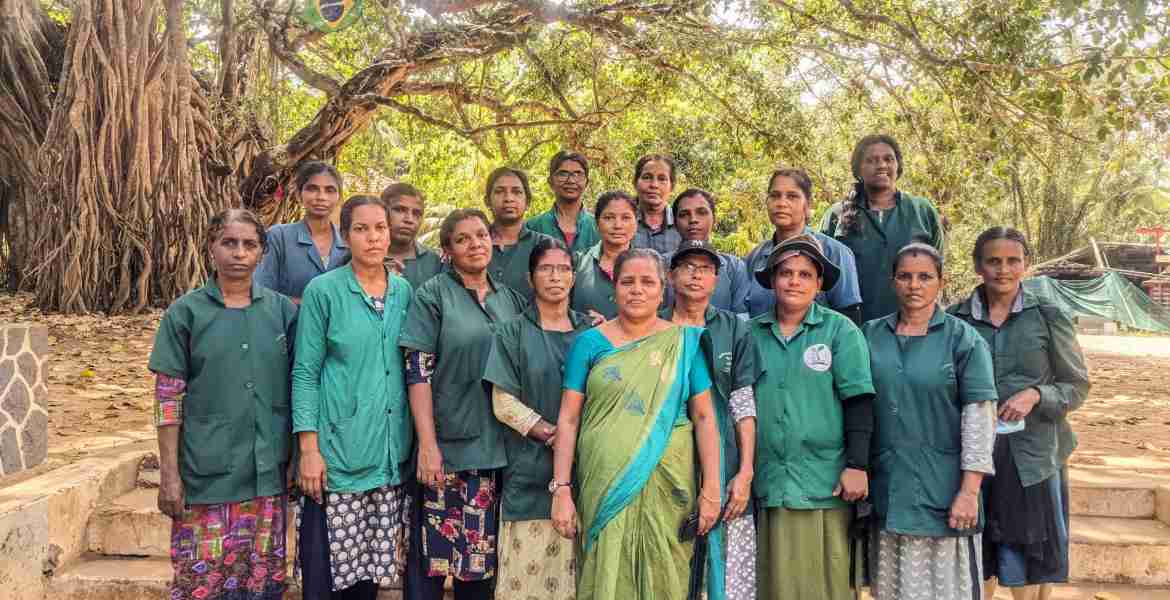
[299,496,379,600]
[412,575,493,600]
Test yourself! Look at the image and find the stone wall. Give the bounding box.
[0,324,49,476]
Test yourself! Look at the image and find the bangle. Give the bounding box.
[700,491,720,503]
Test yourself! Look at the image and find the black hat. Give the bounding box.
[755,234,840,291]
[670,240,721,272]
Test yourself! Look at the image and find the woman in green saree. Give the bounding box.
[550,248,724,600]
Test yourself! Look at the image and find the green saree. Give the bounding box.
[564,325,713,600]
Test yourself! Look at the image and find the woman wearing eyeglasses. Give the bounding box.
[483,238,592,600]
[525,151,600,255]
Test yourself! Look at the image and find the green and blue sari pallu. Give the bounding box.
[567,325,726,600]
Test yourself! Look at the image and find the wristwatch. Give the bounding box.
[548,479,572,494]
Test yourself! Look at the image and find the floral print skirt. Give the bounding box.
[419,469,499,582]
[497,519,576,600]
[168,494,287,600]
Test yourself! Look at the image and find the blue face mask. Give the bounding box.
[996,418,1026,435]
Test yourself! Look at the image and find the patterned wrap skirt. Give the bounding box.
[420,469,499,581]
[295,483,408,592]
[496,519,576,600]
[168,494,288,600]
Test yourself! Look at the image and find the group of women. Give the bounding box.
[150,134,1090,600]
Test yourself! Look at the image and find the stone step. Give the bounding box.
[86,487,170,557]
[1068,470,1158,519]
[1070,515,1170,585]
[49,556,406,600]
[47,556,171,600]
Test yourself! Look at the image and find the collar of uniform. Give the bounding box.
[637,207,674,228]
[409,241,435,260]
[491,223,533,245]
[854,183,903,211]
[342,263,395,299]
[549,203,590,227]
[582,242,604,263]
[202,276,265,305]
[768,225,819,246]
[444,267,501,291]
[342,263,365,296]
[962,284,1028,322]
[659,303,719,323]
[755,300,825,328]
[296,220,349,249]
[523,303,591,329]
[881,303,946,332]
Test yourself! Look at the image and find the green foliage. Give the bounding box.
[189,0,1170,296]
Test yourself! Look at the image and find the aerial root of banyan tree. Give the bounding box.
[24,0,232,314]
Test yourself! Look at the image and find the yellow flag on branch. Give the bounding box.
[299,0,363,33]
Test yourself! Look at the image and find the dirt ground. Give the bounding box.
[0,291,1167,473]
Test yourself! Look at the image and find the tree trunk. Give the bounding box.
[0,0,65,290]
[24,0,230,313]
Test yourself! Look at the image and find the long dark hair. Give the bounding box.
[972,226,1032,266]
[837,135,904,236]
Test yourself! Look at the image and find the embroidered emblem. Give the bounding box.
[803,344,832,372]
[717,351,733,375]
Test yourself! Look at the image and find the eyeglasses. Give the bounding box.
[553,170,587,182]
[676,263,716,277]
[534,264,574,276]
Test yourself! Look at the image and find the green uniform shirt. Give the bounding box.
[822,190,945,323]
[949,287,1090,487]
[483,306,591,521]
[148,279,297,505]
[401,242,444,290]
[570,243,619,319]
[291,265,414,493]
[863,307,998,537]
[490,227,552,299]
[662,305,761,481]
[525,206,600,255]
[749,302,874,510]
[400,271,527,472]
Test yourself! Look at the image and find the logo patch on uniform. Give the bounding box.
[717,351,733,375]
[803,344,832,372]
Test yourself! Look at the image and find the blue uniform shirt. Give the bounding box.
[255,221,349,299]
[743,227,862,318]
